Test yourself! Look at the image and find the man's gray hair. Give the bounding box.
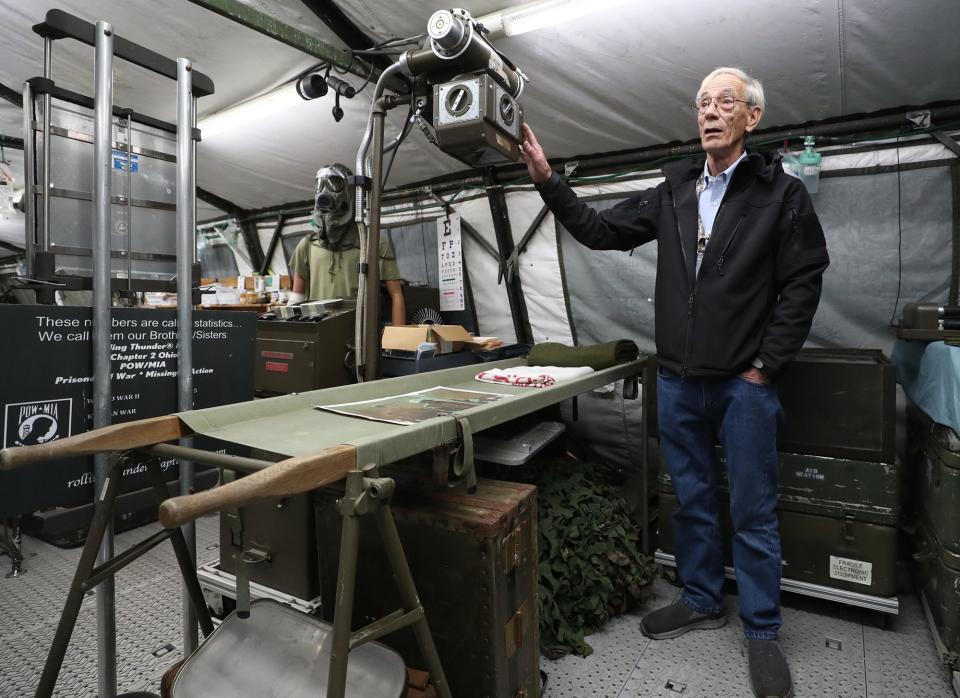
[697,67,765,111]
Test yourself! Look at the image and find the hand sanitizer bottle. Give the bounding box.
[798,135,822,193]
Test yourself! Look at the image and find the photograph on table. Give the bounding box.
[316,386,511,425]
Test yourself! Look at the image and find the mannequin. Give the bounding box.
[288,163,405,326]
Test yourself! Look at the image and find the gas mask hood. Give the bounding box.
[312,162,357,250]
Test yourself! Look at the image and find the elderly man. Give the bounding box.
[289,163,405,326]
[520,67,829,698]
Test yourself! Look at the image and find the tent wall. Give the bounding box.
[256,216,305,277]
[0,136,25,257]
[436,193,518,343]
[556,181,661,354]
[809,162,953,350]
[220,132,958,367]
[197,220,254,278]
[198,241,240,279]
[496,136,958,358]
[506,191,575,345]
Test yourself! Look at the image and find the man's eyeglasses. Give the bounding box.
[692,95,749,114]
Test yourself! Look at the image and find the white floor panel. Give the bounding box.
[546,578,955,698]
[1,522,956,698]
[542,577,680,698]
[863,594,955,696]
[776,595,867,697]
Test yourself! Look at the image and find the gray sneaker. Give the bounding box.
[748,639,793,698]
[640,600,726,640]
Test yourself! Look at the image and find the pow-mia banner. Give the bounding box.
[0,305,255,518]
[5,398,73,447]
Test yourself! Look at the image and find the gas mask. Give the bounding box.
[312,163,358,250]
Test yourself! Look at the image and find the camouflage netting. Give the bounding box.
[537,459,656,659]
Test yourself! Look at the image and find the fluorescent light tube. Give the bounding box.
[477,0,634,38]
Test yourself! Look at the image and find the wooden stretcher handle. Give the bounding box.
[158,444,358,529]
[0,415,191,471]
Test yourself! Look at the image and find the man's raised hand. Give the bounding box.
[519,123,553,184]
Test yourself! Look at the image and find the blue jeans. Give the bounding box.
[657,367,784,640]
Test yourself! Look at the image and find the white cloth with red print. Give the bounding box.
[474,365,594,388]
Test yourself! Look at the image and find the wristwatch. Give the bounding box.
[751,357,764,370]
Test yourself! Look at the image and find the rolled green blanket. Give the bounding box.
[527,340,639,370]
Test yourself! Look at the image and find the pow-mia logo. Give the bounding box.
[4,399,73,448]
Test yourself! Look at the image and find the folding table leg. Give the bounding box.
[144,459,214,638]
[1,517,26,578]
[326,490,362,698]
[326,465,451,698]
[376,503,452,698]
[36,465,122,698]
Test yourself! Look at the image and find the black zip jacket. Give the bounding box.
[536,151,830,379]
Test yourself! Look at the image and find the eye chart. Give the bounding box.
[437,211,465,312]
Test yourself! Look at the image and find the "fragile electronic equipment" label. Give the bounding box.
[829,555,873,586]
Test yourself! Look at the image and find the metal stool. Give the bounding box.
[170,599,407,697]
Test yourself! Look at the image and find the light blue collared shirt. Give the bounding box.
[696,151,747,275]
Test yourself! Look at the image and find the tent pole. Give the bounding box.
[185,0,407,94]
[176,56,199,655]
[482,167,533,345]
[92,20,117,698]
[258,214,287,276]
[21,81,35,279]
[951,164,960,306]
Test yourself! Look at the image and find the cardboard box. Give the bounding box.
[382,324,473,354]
